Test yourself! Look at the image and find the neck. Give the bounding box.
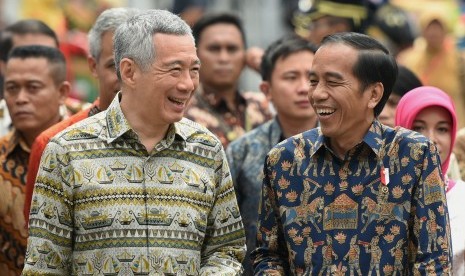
[426,38,447,53]
[21,131,36,149]
[202,83,238,111]
[120,95,169,152]
[278,115,317,139]
[329,120,372,159]
[22,115,62,148]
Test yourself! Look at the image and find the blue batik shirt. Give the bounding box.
[253,120,452,275]
[227,118,283,275]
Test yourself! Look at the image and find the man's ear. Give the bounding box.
[368,82,384,109]
[87,55,98,78]
[57,81,71,105]
[259,81,272,101]
[0,60,5,76]
[119,58,136,87]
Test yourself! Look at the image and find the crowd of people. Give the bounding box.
[0,0,465,275]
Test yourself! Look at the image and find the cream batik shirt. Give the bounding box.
[23,94,246,275]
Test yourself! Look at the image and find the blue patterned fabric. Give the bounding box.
[253,120,452,275]
[226,118,282,275]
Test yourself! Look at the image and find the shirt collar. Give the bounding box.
[270,118,284,144]
[88,98,101,117]
[362,119,385,158]
[105,92,189,145]
[5,129,31,157]
[198,85,246,110]
[105,93,132,143]
[310,128,325,157]
[310,120,385,158]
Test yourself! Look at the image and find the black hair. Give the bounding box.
[7,45,66,84]
[192,12,247,48]
[392,65,422,97]
[0,19,59,62]
[321,32,398,117]
[261,35,317,81]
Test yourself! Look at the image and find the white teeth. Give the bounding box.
[169,97,185,104]
[316,108,335,115]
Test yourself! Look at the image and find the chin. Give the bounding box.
[167,115,184,124]
[319,126,335,138]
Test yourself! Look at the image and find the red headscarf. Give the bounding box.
[395,86,457,174]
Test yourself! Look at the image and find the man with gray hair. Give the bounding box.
[23,6,140,225]
[22,9,246,275]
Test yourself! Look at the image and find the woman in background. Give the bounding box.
[396,86,465,275]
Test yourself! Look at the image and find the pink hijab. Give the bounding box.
[395,86,457,174]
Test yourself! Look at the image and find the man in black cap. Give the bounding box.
[247,0,369,72]
[293,0,368,45]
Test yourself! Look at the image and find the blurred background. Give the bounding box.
[1,0,465,103]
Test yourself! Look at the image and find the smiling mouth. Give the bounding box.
[316,108,335,116]
[168,96,186,106]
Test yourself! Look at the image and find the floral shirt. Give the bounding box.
[22,94,246,275]
[253,120,452,275]
[0,131,30,275]
[185,87,271,148]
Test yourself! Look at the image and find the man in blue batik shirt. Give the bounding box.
[226,35,318,275]
[252,32,452,275]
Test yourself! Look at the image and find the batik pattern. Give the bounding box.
[22,95,246,275]
[253,120,452,275]
[0,131,30,275]
[226,118,282,275]
[185,87,271,148]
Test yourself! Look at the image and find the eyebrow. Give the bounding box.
[5,79,43,84]
[324,72,344,80]
[105,59,115,66]
[166,59,201,67]
[413,119,452,125]
[282,69,300,75]
[308,71,344,80]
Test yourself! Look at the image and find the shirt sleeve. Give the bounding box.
[252,146,289,275]
[199,144,246,275]
[410,141,452,274]
[22,140,74,275]
[225,143,238,185]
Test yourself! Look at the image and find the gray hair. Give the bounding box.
[88,7,141,60]
[114,9,193,80]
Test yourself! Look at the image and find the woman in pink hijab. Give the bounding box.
[395,86,464,275]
